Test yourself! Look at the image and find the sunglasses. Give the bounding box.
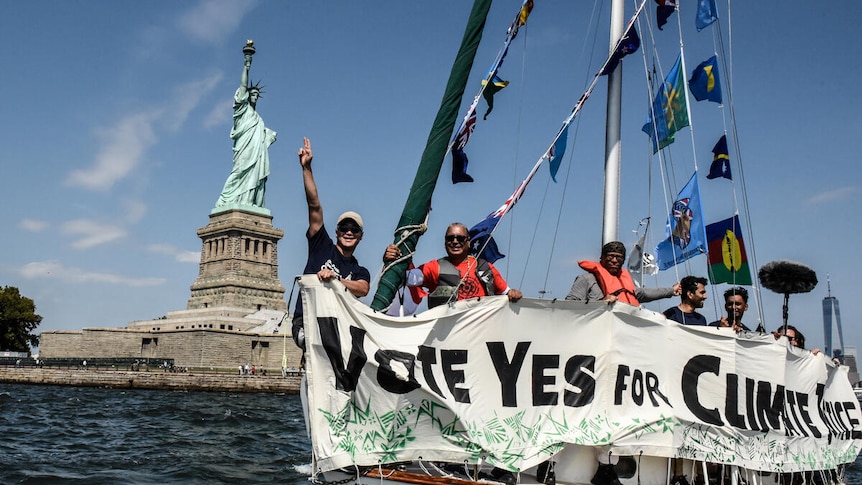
[445,235,469,243]
[337,224,363,234]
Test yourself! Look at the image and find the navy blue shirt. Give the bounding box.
[293,224,370,319]
[663,306,708,326]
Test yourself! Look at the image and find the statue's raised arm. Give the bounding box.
[213,40,278,215]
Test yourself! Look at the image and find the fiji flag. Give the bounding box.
[706,135,732,180]
[655,173,707,270]
[642,54,689,153]
[689,56,722,104]
[706,215,752,285]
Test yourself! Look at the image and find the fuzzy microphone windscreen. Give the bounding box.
[758,260,818,295]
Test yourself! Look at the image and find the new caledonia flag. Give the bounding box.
[705,215,752,284]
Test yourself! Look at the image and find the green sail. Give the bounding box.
[371,0,493,311]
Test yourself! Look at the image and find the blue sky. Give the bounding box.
[1,1,859,355]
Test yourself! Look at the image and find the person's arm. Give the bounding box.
[341,277,370,298]
[298,137,323,238]
[565,274,593,300]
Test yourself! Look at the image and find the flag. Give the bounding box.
[452,109,477,183]
[642,54,689,153]
[508,0,534,39]
[469,215,505,263]
[656,173,707,270]
[706,135,731,180]
[600,22,641,76]
[696,0,718,31]
[547,125,569,182]
[470,178,531,263]
[706,215,752,285]
[481,74,510,119]
[689,55,722,104]
[656,0,677,30]
[629,219,659,279]
[452,148,474,183]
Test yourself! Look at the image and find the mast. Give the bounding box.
[602,0,625,244]
[371,0,493,311]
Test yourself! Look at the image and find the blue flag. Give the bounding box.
[452,148,474,183]
[548,125,569,182]
[600,21,641,76]
[481,74,510,120]
[706,135,732,180]
[656,173,707,270]
[469,215,505,263]
[452,109,477,183]
[656,0,677,30]
[689,56,722,104]
[642,54,689,153]
[696,0,718,31]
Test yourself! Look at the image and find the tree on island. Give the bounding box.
[0,286,42,352]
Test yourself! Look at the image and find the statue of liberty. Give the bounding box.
[214,41,277,213]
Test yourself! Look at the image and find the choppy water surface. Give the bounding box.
[2,383,861,484]
[0,383,311,484]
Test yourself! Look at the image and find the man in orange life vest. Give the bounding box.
[384,223,522,308]
[565,241,680,304]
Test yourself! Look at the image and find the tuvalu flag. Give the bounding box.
[705,215,752,285]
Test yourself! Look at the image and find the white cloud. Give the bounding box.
[121,199,148,224]
[147,243,200,263]
[807,186,857,204]
[167,72,224,132]
[177,0,258,44]
[62,219,127,249]
[19,219,48,232]
[203,99,230,129]
[18,260,165,287]
[65,70,222,192]
[65,112,158,191]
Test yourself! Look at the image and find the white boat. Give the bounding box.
[297,1,862,484]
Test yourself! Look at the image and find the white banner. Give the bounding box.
[300,276,861,473]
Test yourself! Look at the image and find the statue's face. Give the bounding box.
[249,89,260,105]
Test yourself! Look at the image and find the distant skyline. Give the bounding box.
[1,1,859,354]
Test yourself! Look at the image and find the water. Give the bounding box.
[0,383,312,484]
[2,383,862,485]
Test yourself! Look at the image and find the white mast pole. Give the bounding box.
[602,0,625,244]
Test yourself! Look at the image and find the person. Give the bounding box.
[291,138,371,350]
[565,243,681,485]
[663,276,708,325]
[215,41,277,210]
[775,325,804,348]
[709,287,752,331]
[384,223,522,308]
[565,241,680,304]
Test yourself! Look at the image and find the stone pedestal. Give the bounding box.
[187,209,286,311]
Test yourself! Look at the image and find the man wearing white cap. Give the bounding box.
[292,137,370,350]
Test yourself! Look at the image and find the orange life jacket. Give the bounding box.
[578,260,639,306]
